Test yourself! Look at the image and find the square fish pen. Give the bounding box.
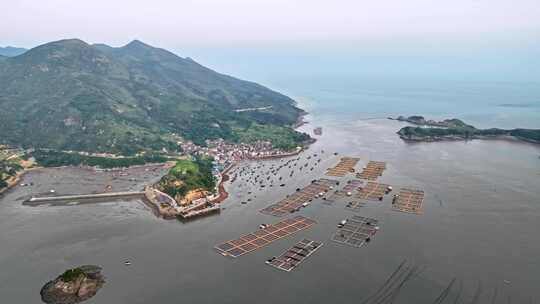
[392,188,425,214]
[265,239,323,272]
[357,161,386,180]
[326,157,360,177]
[345,200,367,212]
[260,179,338,216]
[356,182,392,201]
[331,215,379,248]
[326,179,364,205]
[215,216,317,258]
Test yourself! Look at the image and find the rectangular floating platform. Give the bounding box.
[326,157,360,177]
[335,179,364,197]
[215,216,316,258]
[357,161,386,180]
[265,239,323,272]
[260,179,338,216]
[325,179,364,204]
[345,200,366,212]
[392,188,425,214]
[356,182,392,201]
[331,215,379,248]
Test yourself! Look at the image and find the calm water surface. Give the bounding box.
[1,89,539,303]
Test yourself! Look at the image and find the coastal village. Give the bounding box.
[143,139,303,219]
[4,119,424,224]
[5,138,304,221]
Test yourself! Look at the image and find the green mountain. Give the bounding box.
[0,46,28,57]
[0,39,307,154]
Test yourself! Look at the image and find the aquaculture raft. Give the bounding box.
[345,200,366,212]
[392,188,425,214]
[357,161,386,180]
[266,239,323,272]
[326,157,360,177]
[332,215,379,248]
[260,179,338,216]
[332,179,363,198]
[215,216,316,258]
[356,182,391,201]
[326,179,364,205]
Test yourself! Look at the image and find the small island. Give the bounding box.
[392,115,540,144]
[40,265,105,304]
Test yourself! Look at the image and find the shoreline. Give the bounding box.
[391,115,540,146]
[0,167,38,197]
[292,109,309,129]
[0,162,172,200]
[4,111,313,219]
[399,134,540,146]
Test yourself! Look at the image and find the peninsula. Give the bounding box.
[392,115,540,144]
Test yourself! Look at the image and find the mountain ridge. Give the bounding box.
[0,46,28,57]
[0,39,307,154]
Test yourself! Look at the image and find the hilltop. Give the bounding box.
[0,39,308,155]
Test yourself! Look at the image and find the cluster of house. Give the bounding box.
[181,139,300,170]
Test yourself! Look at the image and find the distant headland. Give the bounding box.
[390,115,540,144]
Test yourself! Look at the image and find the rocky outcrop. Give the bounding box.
[40,265,105,304]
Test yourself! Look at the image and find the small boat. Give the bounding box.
[259,224,269,229]
[302,202,309,207]
[124,260,131,266]
[338,219,347,228]
[265,257,276,264]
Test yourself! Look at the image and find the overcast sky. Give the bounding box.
[1,0,539,51]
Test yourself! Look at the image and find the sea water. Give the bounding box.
[0,74,539,303]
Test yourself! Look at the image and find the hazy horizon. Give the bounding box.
[2,0,540,83]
